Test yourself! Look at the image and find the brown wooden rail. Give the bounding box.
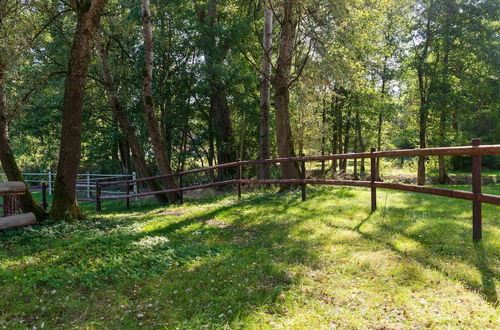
[92,139,500,241]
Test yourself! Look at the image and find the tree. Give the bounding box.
[0,0,47,220]
[415,0,434,186]
[258,0,273,179]
[193,0,237,180]
[274,0,301,182]
[97,37,169,203]
[50,0,108,220]
[140,0,178,202]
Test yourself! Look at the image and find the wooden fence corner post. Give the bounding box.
[471,138,482,242]
[370,148,377,213]
[301,154,306,201]
[237,160,242,200]
[96,182,101,212]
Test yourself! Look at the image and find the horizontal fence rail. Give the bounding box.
[83,139,499,242]
[0,172,136,200]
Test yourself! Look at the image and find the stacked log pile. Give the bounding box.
[0,182,36,230]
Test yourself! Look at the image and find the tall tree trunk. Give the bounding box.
[0,63,47,220]
[376,73,387,181]
[239,113,247,160]
[416,3,433,186]
[438,113,447,184]
[97,38,169,203]
[207,121,216,181]
[330,96,338,175]
[337,101,344,172]
[258,0,273,179]
[417,88,428,186]
[50,0,108,220]
[438,32,451,185]
[342,107,352,172]
[211,89,235,180]
[377,63,388,152]
[117,138,130,174]
[141,0,178,202]
[353,125,358,180]
[355,109,366,176]
[274,0,300,183]
[193,0,236,180]
[320,99,327,177]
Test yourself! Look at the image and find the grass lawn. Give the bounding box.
[1,185,499,329]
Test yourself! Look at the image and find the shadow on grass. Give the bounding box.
[331,189,499,305]
[0,192,324,327]
[2,186,498,328]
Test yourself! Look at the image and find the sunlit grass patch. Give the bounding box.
[0,185,499,328]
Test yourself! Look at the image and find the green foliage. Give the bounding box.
[1,0,498,175]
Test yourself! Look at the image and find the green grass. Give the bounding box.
[1,186,499,329]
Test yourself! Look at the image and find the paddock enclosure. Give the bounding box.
[85,139,500,242]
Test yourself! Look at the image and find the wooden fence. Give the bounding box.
[93,139,500,241]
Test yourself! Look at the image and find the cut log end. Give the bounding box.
[0,213,36,230]
[0,182,26,195]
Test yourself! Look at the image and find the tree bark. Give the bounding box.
[207,0,236,181]
[210,88,236,180]
[117,138,131,174]
[0,63,47,220]
[337,98,344,172]
[97,38,169,203]
[258,0,273,179]
[274,0,300,184]
[50,0,108,220]
[330,95,338,174]
[342,107,352,171]
[376,70,387,181]
[416,3,433,186]
[355,109,366,176]
[320,98,327,178]
[438,30,451,184]
[417,70,428,186]
[141,0,178,202]
[438,108,448,184]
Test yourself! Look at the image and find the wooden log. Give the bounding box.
[0,182,26,196]
[0,213,36,230]
[3,195,21,217]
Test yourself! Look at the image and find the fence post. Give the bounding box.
[42,182,48,210]
[86,172,91,198]
[48,171,52,195]
[237,160,242,199]
[179,174,184,205]
[471,138,482,242]
[370,148,377,213]
[301,154,306,201]
[95,182,101,212]
[126,182,130,210]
